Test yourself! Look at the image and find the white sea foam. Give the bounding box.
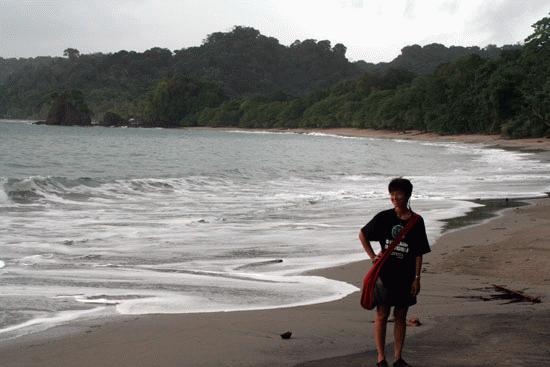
[18,254,58,266]
[225,129,364,141]
[0,177,9,205]
[225,129,297,136]
[303,132,363,140]
[115,276,358,315]
[0,307,106,338]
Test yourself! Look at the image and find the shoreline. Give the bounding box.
[0,196,548,366]
[190,126,550,152]
[4,119,550,151]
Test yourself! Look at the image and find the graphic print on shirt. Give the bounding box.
[386,224,409,259]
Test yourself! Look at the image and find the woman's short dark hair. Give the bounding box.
[388,177,413,198]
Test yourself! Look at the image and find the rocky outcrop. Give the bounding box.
[40,91,92,126]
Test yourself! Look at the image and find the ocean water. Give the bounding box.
[1,119,549,341]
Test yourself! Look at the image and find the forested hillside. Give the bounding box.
[186,16,550,138]
[0,27,360,118]
[353,42,513,75]
[1,16,548,138]
[0,26,507,120]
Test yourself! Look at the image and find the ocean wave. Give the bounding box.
[1,176,103,204]
[303,132,363,140]
[225,129,297,135]
[225,129,365,141]
[0,174,372,208]
[0,177,9,205]
[0,176,202,205]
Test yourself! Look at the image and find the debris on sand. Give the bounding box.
[280,331,292,339]
[407,317,422,326]
[457,285,542,304]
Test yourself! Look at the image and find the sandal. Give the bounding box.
[377,360,389,367]
[393,358,412,367]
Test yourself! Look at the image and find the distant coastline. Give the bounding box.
[3,118,550,151]
[189,126,550,152]
[4,118,550,151]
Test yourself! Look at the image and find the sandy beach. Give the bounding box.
[0,129,549,366]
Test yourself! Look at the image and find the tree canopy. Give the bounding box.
[63,48,81,60]
[0,25,509,120]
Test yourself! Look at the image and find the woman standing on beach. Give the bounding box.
[359,178,430,367]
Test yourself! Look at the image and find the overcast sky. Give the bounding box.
[0,0,548,62]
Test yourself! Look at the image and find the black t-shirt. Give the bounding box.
[361,209,431,290]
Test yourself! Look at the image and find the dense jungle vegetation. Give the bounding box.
[1,14,548,137]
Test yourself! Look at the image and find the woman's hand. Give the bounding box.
[411,277,421,296]
[371,253,382,263]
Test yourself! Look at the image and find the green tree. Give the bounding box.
[63,48,80,60]
[144,77,226,126]
[524,14,550,49]
[45,89,92,125]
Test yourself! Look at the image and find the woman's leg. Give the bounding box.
[375,305,391,362]
[393,305,409,361]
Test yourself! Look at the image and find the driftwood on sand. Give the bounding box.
[491,285,542,304]
[458,284,542,304]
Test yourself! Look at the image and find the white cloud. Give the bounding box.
[0,0,548,62]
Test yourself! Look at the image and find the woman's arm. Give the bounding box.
[358,231,379,262]
[411,255,423,295]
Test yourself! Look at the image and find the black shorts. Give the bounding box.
[374,278,417,307]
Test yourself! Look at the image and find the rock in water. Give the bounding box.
[45,90,92,126]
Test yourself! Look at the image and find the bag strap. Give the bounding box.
[377,212,420,261]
